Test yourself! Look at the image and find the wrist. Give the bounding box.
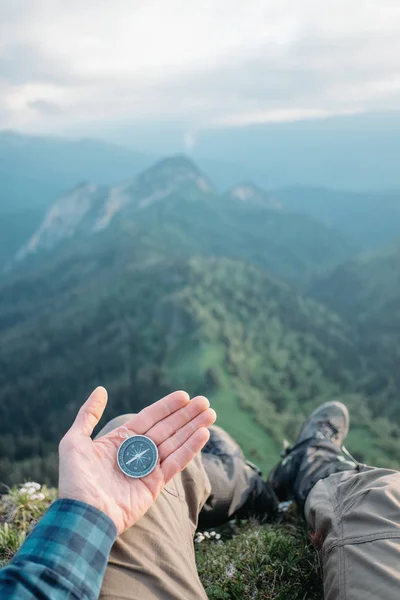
[58,490,107,520]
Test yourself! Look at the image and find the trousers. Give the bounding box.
[305,465,400,600]
[98,416,400,599]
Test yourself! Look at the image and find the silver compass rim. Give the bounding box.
[117,434,159,479]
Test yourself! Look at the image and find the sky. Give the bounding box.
[1,0,400,150]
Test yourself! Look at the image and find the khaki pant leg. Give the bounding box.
[305,466,400,600]
[96,415,211,600]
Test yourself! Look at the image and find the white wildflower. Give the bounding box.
[278,500,293,513]
[24,482,41,491]
[19,482,42,498]
[195,534,205,543]
[31,493,45,501]
[203,531,210,538]
[215,533,221,540]
[225,563,237,579]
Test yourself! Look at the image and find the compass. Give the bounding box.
[117,433,158,479]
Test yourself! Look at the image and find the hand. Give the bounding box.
[58,387,216,534]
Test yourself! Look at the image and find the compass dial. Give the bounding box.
[117,435,158,478]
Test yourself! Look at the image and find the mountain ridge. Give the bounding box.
[8,155,353,283]
[273,186,400,251]
[11,155,211,264]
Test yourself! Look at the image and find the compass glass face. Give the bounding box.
[117,435,158,478]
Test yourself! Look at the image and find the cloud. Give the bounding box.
[0,43,75,85]
[28,100,64,115]
[0,0,400,135]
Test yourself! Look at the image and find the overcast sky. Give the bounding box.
[1,0,400,148]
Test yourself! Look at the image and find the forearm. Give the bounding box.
[0,499,117,600]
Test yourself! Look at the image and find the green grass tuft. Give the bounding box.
[0,482,56,565]
[196,518,322,600]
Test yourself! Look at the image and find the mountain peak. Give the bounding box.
[152,154,200,172]
[132,154,214,196]
[227,183,282,210]
[141,154,210,182]
[10,155,215,266]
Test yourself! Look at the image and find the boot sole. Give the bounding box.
[297,400,350,445]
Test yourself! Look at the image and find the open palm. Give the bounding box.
[59,387,216,534]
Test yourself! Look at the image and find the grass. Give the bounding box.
[210,389,280,474]
[0,483,323,598]
[347,426,398,468]
[167,341,281,474]
[0,482,57,566]
[196,518,322,600]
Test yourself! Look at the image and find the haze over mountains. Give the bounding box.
[87,111,400,191]
[1,131,400,485]
[2,129,400,267]
[8,155,351,283]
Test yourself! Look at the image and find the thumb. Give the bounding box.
[70,386,108,438]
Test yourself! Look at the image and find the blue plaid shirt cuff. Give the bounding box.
[6,498,117,600]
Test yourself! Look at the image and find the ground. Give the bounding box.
[0,483,323,599]
[196,518,322,600]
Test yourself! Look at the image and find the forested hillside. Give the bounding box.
[309,244,400,420]
[0,156,400,486]
[274,187,400,251]
[1,254,400,485]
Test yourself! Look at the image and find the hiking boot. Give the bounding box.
[199,426,278,528]
[268,401,359,512]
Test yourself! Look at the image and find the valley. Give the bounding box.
[0,150,400,486]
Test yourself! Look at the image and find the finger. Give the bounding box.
[123,390,190,434]
[70,387,108,438]
[161,428,210,483]
[158,408,216,461]
[145,396,210,446]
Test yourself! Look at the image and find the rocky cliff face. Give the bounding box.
[14,156,211,263]
[226,183,282,210]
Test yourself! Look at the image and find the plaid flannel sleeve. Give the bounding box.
[0,498,117,600]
